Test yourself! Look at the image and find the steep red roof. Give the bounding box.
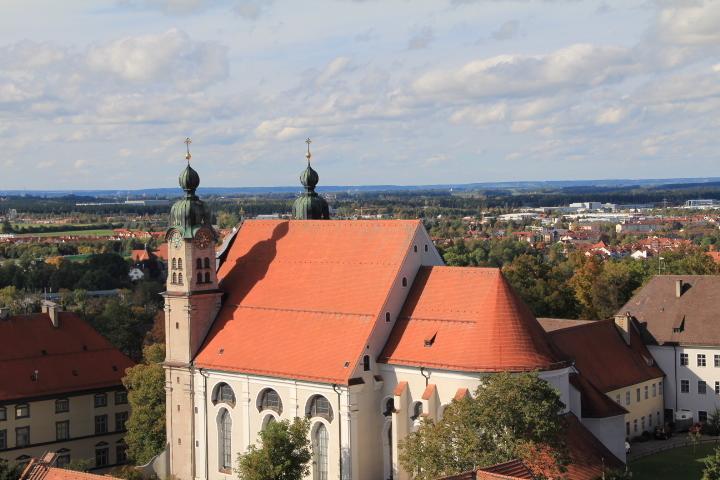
[0,312,134,402]
[543,319,664,392]
[196,220,422,384]
[21,456,121,480]
[537,318,596,332]
[380,267,563,372]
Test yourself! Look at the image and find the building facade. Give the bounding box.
[0,303,134,470]
[163,155,625,480]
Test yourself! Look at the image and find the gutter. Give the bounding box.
[332,384,343,480]
[199,368,209,480]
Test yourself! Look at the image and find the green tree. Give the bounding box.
[704,447,720,480]
[122,343,166,465]
[399,372,567,479]
[0,458,20,480]
[236,418,312,480]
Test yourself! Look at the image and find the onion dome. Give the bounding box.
[167,138,215,238]
[292,138,330,220]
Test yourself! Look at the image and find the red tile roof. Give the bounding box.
[21,457,121,480]
[537,318,596,332]
[0,312,134,402]
[380,267,564,372]
[479,460,532,479]
[569,373,627,418]
[196,219,422,384]
[542,319,664,392]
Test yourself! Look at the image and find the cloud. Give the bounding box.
[450,103,508,126]
[654,1,720,46]
[86,29,228,90]
[491,20,520,41]
[595,107,627,125]
[234,0,273,19]
[117,0,225,14]
[407,26,435,50]
[316,57,352,85]
[413,44,639,100]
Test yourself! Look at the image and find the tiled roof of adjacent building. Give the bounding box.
[0,311,134,402]
[195,219,423,384]
[380,267,564,372]
[536,318,596,332]
[20,455,121,480]
[619,275,720,346]
[540,318,664,393]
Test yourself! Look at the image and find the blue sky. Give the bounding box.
[0,0,719,189]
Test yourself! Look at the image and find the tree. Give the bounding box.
[704,447,720,480]
[122,343,166,465]
[236,418,312,480]
[399,372,567,479]
[0,458,20,480]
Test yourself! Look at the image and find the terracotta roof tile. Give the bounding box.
[454,387,469,401]
[544,319,664,392]
[0,312,134,402]
[422,383,436,400]
[394,381,408,396]
[537,318,596,332]
[196,220,421,384]
[380,267,563,372]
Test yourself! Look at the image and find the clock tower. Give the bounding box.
[163,140,222,480]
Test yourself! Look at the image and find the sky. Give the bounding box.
[0,0,719,190]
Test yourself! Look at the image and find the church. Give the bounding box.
[162,142,625,480]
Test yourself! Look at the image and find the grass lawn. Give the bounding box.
[631,443,718,480]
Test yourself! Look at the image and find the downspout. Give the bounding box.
[673,345,678,419]
[199,368,209,480]
[190,367,196,480]
[332,384,343,480]
[420,367,430,387]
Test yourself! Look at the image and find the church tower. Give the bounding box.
[292,138,330,220]
[163,139,222,480]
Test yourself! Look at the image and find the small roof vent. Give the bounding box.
[424,332,437,347]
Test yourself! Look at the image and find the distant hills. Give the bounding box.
[2,177,720,198]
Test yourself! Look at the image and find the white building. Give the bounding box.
[161,157,625,480]
[621,276,720,425]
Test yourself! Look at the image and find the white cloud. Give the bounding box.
[655,1,720,46]
[450,103,507,125]
[595,106,627,125]
[316,57,352,85]
[86,29,228,90]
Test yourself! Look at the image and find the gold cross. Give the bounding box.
[305,137,312,163]
[185,137,192,162]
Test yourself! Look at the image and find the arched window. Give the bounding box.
[410,401,423,421]
[178,273,183,285]
[171,258,176,269]
[262,414,276,430]
[382,398,394,417]
[204,257,211,269]
[212,383,236,407]
[312,423,329,480]
[257,388,283,414]
[306,395,333,422]
[425,244,429,252]
[196,258,202,270]
[363,355,370,371]
[414,245,418,252]
[172,272,177,284]
[205,272,211,283]
[218,409,232,471]
[402,277,407,287]
[177,258,183,270]
[385,312,391,322]
[197,273,203,284]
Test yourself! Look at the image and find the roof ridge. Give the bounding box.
[397,315,475,324]
[2,346,124,362]
[547,318,609,335]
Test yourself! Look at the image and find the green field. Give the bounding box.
[630,443,718,480]
[17,229,115,238]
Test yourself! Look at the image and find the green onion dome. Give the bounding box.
[292,143,329,220]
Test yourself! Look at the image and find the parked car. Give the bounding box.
[654,425,672,440]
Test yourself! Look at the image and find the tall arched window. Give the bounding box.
[197,273,203,284]
[205,272,211,283]
[411,401,423,421]
[257,389,283,414]
[262,414,276,431]
[306,395,333,422]
[172,273,177,284]
[382,398,394,417]
[171,258,176,269]
[363,355,370,371]
[402,277,407,287]
[178,273,183,285]
[196,258,202,269]
[218,409,232,472]
[212,383,236,407]
[177,258,183,270]
[204,257,211,269]
[312,423,329,480]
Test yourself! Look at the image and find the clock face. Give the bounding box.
[169,230,182,248]
[194,229,213,249]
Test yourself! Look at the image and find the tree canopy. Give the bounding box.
[399,372,567,480]
[236,418,312,480]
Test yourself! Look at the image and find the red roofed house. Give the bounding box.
[161,154,625,480]
[0,302,134,472]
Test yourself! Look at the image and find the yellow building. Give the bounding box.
[539,316,665,439]
[0,302,134,469]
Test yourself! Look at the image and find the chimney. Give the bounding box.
[614,312,632,346]
[675,279,683,298]
[42,300,60,328]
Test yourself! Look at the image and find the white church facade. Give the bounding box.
[162,148,626,480]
